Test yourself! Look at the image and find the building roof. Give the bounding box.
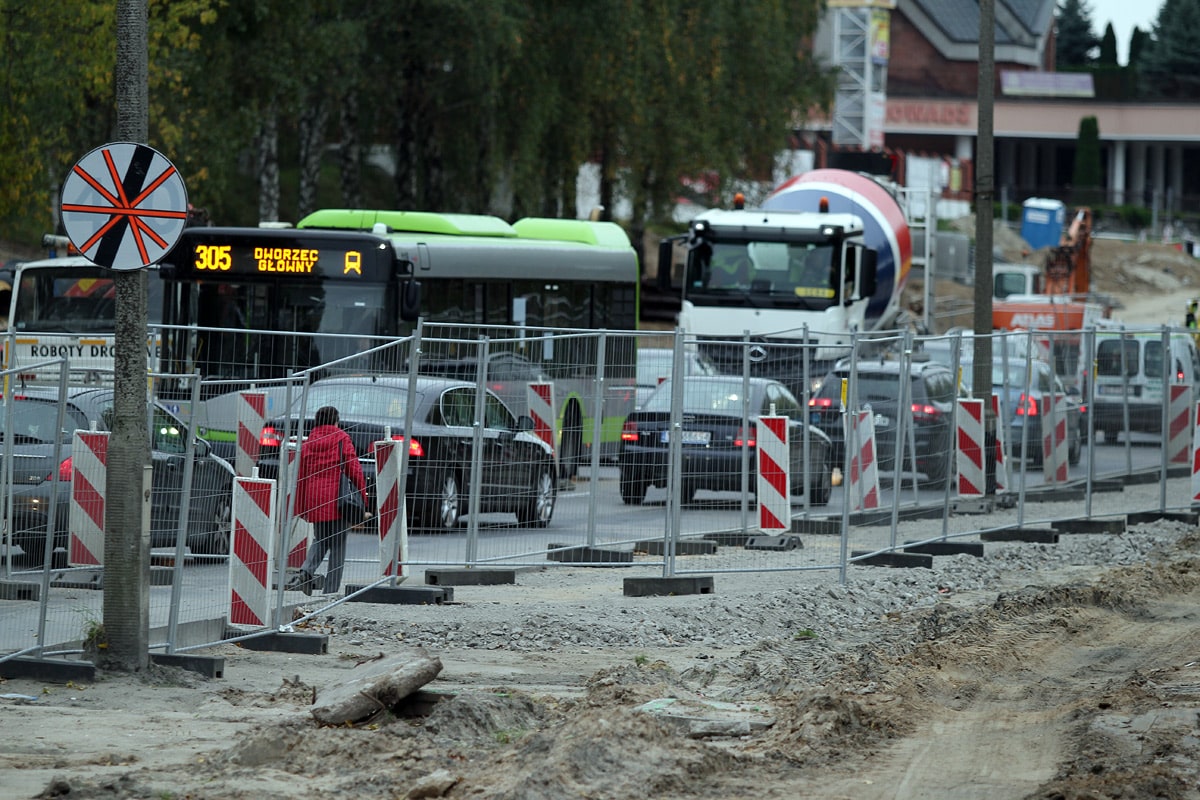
[901,0,1056,65]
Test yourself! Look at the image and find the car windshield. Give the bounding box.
[0,398,87,443]
[302,384,415,420]
[642,379,755,414]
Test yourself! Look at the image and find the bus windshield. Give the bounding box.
[12,265,163,333]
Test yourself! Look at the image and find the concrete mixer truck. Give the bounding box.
[657,169,912,393]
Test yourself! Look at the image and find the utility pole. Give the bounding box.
[102,0,151,671]
[974,0,996,491]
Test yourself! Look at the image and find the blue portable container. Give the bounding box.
[1020,198,1065,250]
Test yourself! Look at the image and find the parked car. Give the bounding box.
[634,347,720,407]
[256,376,557,531]
[964,356,1083,466]
[412,351,549,419]
[617,376,833,506]
[808,357,958,483]
[3,387,234,563]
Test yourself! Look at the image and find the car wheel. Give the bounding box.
[808,450,833,506]
[619,468,648,505]
[191,495,232,555]
[1101,425,1119,444]
[1068,428,1082,466]
[418,471,461,532]
[517,466,556,527]
[679,479,697,505]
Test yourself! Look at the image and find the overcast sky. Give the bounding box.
[1086,0,1160,63]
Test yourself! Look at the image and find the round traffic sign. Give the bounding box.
[60,141,189,271]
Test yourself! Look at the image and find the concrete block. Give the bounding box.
[903,540,985,557]
[150,652,225,678]
[344,585,454,605]
[701,531,753,547]
[850,550,933,569]
[0,580,39,601]
[636,539,718,557]
[980,527,1059,544]
[546,544,633,565]
[1127,510,1199,526]
[0,657,95,683]
[791,518,840,535]
[234,631,329,654]
[1051,518,1126,535]
[623,576,715,597]
[744,535,803,551]
[951,498,993,515]
[424,569,516,586]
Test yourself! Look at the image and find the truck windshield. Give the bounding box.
[685,241,838,310]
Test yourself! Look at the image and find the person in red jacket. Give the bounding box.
[290,405,368,595]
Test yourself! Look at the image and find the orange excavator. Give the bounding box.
[1042,207,1092,297]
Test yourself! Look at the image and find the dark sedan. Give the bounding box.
[617,376,833,506]
[256,376,557,532]
[3,388,234,563]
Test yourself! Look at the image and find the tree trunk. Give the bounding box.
[339,93,362,208]
[256,108,280,223]
[297,99,328,219]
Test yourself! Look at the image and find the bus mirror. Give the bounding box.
[400,279,421,322]
[657,239,674,290]
[859,248,877,298]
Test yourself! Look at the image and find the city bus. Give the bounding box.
[2,254,162,385]
[155,210,641,473]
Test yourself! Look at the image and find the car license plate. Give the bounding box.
[661,429,711,445]
[1098,385,1124,396]
[874,414,890,427]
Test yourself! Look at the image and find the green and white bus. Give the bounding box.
[156,210,640,472]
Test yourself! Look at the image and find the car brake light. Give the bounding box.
[1177,371,1185,382]
[260,425,281,447]
[1015,394,1039,416]
[404,437,424,457]
[734,426,756,448]
[621,420,638,442]
[911,403,941,421]
[808,397,833,408]
[56,457,73,482]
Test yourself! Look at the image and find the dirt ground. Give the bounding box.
[2,530,1198,800]
[3,228,1200,800]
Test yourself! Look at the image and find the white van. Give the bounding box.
[1091,329,1200,441]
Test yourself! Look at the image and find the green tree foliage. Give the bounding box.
[0,1,832,246]
[1098,22,1117,66]
[1141,0,1200,98]
[1072,115,1101,205]
[1055,0,1099,68]
[0,0,217,239]
[1129,26,1148,67]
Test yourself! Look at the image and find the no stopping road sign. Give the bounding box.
[60,141,188,271]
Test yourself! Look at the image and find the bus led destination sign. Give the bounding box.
[191,243,364,276]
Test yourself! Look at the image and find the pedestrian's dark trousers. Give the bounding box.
[301,519,347,593]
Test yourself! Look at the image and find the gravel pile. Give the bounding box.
[312,478,1196,656]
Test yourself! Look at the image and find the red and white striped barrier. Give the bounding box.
[1190,402,1200,504]
[848,409,880,510]
[1041,393,1068,483]
[956,399,985,497]
[230,476,277,628]
[755,415,790,532]
[992,394,1010,494]
[1167,384,1192,464]
[374,439,408,578]
[235,391,267,477]
[527,382,557,465]
[69,430,109,566]
[284,442,308,568]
